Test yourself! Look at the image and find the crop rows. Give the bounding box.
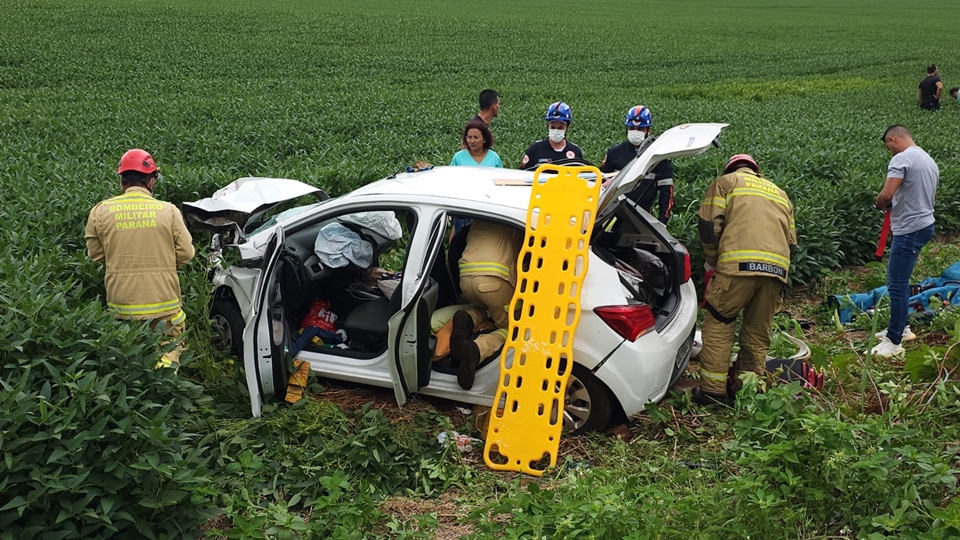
[2,0,960,537]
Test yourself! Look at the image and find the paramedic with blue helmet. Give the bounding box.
[600,105,675,224]
[520,102,584,170]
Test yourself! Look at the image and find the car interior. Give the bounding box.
[267,202,679,376]
[274,208,421,358]
[591,201,682,326]
[271,209,498,372]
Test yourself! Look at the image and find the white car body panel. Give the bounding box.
[594,279,698,415]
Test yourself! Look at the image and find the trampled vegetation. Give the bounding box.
[1,0,958,538]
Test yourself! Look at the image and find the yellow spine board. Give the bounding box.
[483,165,601,476]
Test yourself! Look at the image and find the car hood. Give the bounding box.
[182,177,328,233]
[597,123,728,221]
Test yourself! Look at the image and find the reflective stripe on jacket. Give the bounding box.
[84,186,195,319]
[459,220,524,286]
[697,168,796,283]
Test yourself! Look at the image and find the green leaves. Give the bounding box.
[1,0,960,538]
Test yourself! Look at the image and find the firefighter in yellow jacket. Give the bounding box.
[84,149,195,369]
[694,154,796,405]
[450,219,524,390]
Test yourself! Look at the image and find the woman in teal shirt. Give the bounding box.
[450,120,501,232]
[450,120,502,168]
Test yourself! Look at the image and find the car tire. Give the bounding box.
[210,299,244,359]
[565,364,614,435]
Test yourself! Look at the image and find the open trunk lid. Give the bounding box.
[597,123,728,223]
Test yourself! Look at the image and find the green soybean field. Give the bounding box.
[1,0,959,538]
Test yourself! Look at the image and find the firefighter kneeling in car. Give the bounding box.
[694,154,797,405]
[450,219,524,390]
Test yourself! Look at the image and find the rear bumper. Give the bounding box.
[593,279,698,417]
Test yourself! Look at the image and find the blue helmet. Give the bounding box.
[545,102,572,124]
[624,105,652,128]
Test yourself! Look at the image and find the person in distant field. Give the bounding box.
[520,102,584,170]
[950,87,959,104]
[871,125,938,358]
[450,120,503,232]
[84,149,195,369]
[600,105,675,224]
[463,89,501,149]
[694,154,796,406]
[919,64,943,110]
[473,89,500,127]
[450,219,524,390]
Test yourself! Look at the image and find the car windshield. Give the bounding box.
[249,201,327,236]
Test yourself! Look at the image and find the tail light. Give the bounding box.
[680,243,691,283]
[594,304,656,342]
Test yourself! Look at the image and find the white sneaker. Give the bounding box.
[869,336,905,358]
[875,325,916,342]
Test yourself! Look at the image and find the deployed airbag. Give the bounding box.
[314,223,373,268]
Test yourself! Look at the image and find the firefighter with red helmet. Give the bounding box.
[694,154,797,405]
[84,149,195,369]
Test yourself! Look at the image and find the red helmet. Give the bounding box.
[117,149,158,175]
[723,153,759,174]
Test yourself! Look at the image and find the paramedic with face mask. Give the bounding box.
[520,102,584,170]
[600,105,676,224]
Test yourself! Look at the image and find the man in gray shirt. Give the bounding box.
[871,125,938,358]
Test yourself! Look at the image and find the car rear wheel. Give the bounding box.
[210,299,244,358]
[564,364,613,435]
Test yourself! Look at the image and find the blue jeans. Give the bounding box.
[886,224,934,344]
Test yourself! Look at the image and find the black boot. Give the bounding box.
[692,387,734,407]
[451,310,480,390]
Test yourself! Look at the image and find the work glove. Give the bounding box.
[701,263,716,308]
[801,361,825,391]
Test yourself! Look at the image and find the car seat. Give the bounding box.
[446,223,470,296]
[341,277,439,340]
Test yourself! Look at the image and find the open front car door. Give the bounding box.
[244,227,287,417]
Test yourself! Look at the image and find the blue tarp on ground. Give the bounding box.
[828,261,960,324]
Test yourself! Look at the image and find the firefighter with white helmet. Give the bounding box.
[84,149,195,369]
[694,154,797,405]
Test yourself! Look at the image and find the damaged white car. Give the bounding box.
[184,123,728,434]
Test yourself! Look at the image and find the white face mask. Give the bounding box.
[548,129,566,144]
[627,130,646,146]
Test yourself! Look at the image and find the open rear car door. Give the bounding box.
[386,212,447,407]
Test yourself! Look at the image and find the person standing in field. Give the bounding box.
[463,89,501,150]
[450,120,503,232]
[451,120,502,168]
[520,102,584,170]
[472,89,500,127]
[694,154,796,405]
[871,125,938,358]
[84,149,195,369]
[600,105,676,224]
[918,64,943,111]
